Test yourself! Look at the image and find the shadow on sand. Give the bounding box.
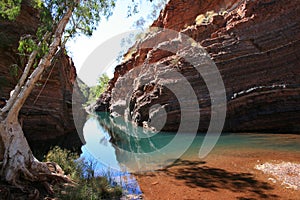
[158,159,279,199]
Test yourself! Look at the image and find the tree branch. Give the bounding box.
[5,6,75,123]
[1,32,52,114]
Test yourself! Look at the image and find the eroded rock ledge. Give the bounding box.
[95,0,300,133]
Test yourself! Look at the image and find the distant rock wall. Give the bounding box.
[96,0,300,133]
[0,0,84,152]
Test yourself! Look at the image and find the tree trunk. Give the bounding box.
[0,120,43,188]
[0,119,71,195]
[0,6,74,196]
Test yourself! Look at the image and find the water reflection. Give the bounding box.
[80,114,143,197]
[86,112,200,172]
[80,112,300,197]
[82,113,300,172]
[81,116,120,169]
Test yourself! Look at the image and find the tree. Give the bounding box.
[88,74,110,104]
[0,0,116,195]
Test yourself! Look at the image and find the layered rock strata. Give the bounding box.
[96,0,300,133]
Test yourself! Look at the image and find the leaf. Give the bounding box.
[0,0,22,20]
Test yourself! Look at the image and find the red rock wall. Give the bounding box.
[96,0,300,133]
[0,1,84,151]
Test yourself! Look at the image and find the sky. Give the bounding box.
[66,0,165,86]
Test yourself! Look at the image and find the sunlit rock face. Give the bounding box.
[95,0,300,133]
[0,0,85,153]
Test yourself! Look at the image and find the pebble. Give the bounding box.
[151,181,159,185]
[255,161,300,190]
[268,177,276,183]
[121,194,143,200]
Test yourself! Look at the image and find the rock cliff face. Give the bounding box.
[0,1,84,152]
[95,0,300,133]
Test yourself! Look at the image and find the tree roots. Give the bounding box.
[0,121,73,199]
[1,160,73,199]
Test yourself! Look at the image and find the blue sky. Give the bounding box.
[67,0,165,86]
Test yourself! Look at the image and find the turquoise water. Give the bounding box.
[80,113,300,196]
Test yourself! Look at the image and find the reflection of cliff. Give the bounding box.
[0,1,85,153]
[96,0,300,133]
[96,113,160,153]
[96,113,179,172]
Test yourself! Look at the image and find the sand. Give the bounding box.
[135,148,300,200]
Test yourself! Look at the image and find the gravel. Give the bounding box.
[255,161,300,190]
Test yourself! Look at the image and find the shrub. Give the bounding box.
[45,146,79,179]
[45,146,123,200]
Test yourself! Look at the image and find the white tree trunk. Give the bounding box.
[0,121,38,187]
[0,120,71,194]
[0,6,74,195]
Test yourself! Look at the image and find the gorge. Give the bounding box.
[0,0,300,199]
[95,0,300,133]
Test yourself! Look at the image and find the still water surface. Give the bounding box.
[80,113,300,196]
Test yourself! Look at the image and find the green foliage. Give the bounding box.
[2,0,118,72]
[96,73,110,95]
[57,176,122,200]
[45,146,123,200]
[32,0,43,9]
[38,40,49,56]
[18,38,38,56]
[36,10,53,40]
[132,0,167,29]
[18,37,49,68]
[0,0,22,20]
[87,74,109,104]
[45,146,79,178]
[51,0,116,38]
